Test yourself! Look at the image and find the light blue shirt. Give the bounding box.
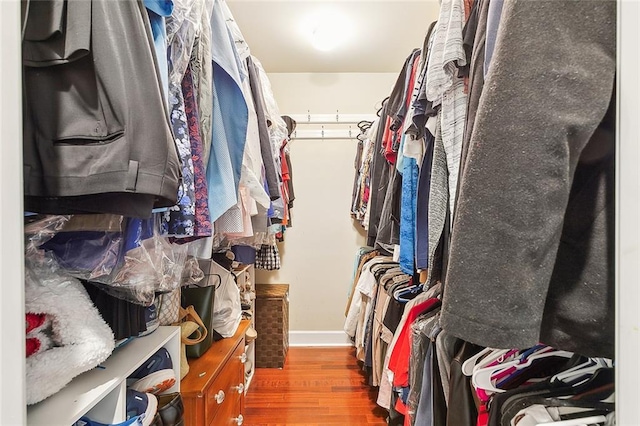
[143,0,173,108]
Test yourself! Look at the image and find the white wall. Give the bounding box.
[0,2,26,424]
[257,73,395,337]
[616,2,640,423]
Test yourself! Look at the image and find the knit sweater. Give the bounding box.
[440,0,616,358]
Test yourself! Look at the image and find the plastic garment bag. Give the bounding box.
[208,259,242,337]
[33,214,188,305]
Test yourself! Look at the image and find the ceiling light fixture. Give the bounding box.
[307,11,353,52]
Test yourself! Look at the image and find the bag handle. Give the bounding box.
[186,273,222,290]
[174,305,208,345]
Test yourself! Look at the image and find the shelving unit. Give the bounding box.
[233,263,256,394]
[27,326,180,426]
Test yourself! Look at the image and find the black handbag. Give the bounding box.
[181,273,222,358]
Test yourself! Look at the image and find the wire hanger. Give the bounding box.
[376,97,390,117]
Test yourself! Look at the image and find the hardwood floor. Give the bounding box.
[244,347,388,425]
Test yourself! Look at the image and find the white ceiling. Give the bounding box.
[226,0,440,73]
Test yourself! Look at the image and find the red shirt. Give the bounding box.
[388,297,441,387]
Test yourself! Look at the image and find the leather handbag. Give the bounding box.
[181,278,219,358]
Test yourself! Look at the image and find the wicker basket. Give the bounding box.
[255,284,289,368]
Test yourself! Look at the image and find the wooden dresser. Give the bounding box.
[181,320,250,426]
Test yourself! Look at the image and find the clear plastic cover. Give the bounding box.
[181,255,205,286]
[27,214,188,305]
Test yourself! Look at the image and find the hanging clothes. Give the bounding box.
[440,0,616,359]
[206,0,249,223]
[190,0,214,165]
[161,0,203,238]
[143,0,174,107]
[23,0,180,218]
[247,56,282,201]
[181,65,213,239]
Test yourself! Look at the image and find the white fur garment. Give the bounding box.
[25,268,115,405]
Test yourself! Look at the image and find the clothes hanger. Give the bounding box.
[471,348,520,375]
[376,97,390,117]
[495,352,579,390]
[462,347,493,376]
[535,414,607,426]
[358,120,373,132]
[551,358,610,386]
[394,284,424,303]
[472,348,573,394]
[563,367,615,398]
[491,346,555,384]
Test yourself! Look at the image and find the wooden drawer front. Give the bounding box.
[208,388,241,426]
[205,341,245,425]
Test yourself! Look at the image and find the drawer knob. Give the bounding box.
[234,383,245,394]
[214,390,225,404]
[234,414,244,425]
[239,353,248,364]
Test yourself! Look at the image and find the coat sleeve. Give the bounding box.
[440,0,616,351]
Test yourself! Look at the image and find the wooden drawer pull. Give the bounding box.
[233,414,244,425]
[213,390,225,404]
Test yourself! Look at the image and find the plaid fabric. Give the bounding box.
[255,244,281,270]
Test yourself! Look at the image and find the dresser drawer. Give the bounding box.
[181,320,250,426]
[208,389,242,426]
[204,341,245,425]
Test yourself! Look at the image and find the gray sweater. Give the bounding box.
[440,0,616,358]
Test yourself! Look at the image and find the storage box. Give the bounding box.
[255,284,289,368]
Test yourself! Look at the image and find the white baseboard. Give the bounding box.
[289,330,354,347]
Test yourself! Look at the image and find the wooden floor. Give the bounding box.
[244,347,388,425]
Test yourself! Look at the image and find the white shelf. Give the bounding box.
[244,342,256,394]
[234,264,256,396]
[233,264,251,277]
[244,371,255,395]
[27,326,180,426]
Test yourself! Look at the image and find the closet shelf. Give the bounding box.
[27,326,180,426]
[232,264,252,277]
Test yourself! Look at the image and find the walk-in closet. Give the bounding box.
[1,1,638,425]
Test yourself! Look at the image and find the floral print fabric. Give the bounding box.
[161,83,197,237]
[182,66,212,238]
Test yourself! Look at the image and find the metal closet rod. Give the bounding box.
[291,128,362,140]
[286,112,377,125]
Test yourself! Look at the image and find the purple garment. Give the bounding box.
[231,245,257,264]
[40,231,122,277]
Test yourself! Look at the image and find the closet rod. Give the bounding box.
[286,113,377,125]
[291,128,361,140]
[293,136,359,140]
